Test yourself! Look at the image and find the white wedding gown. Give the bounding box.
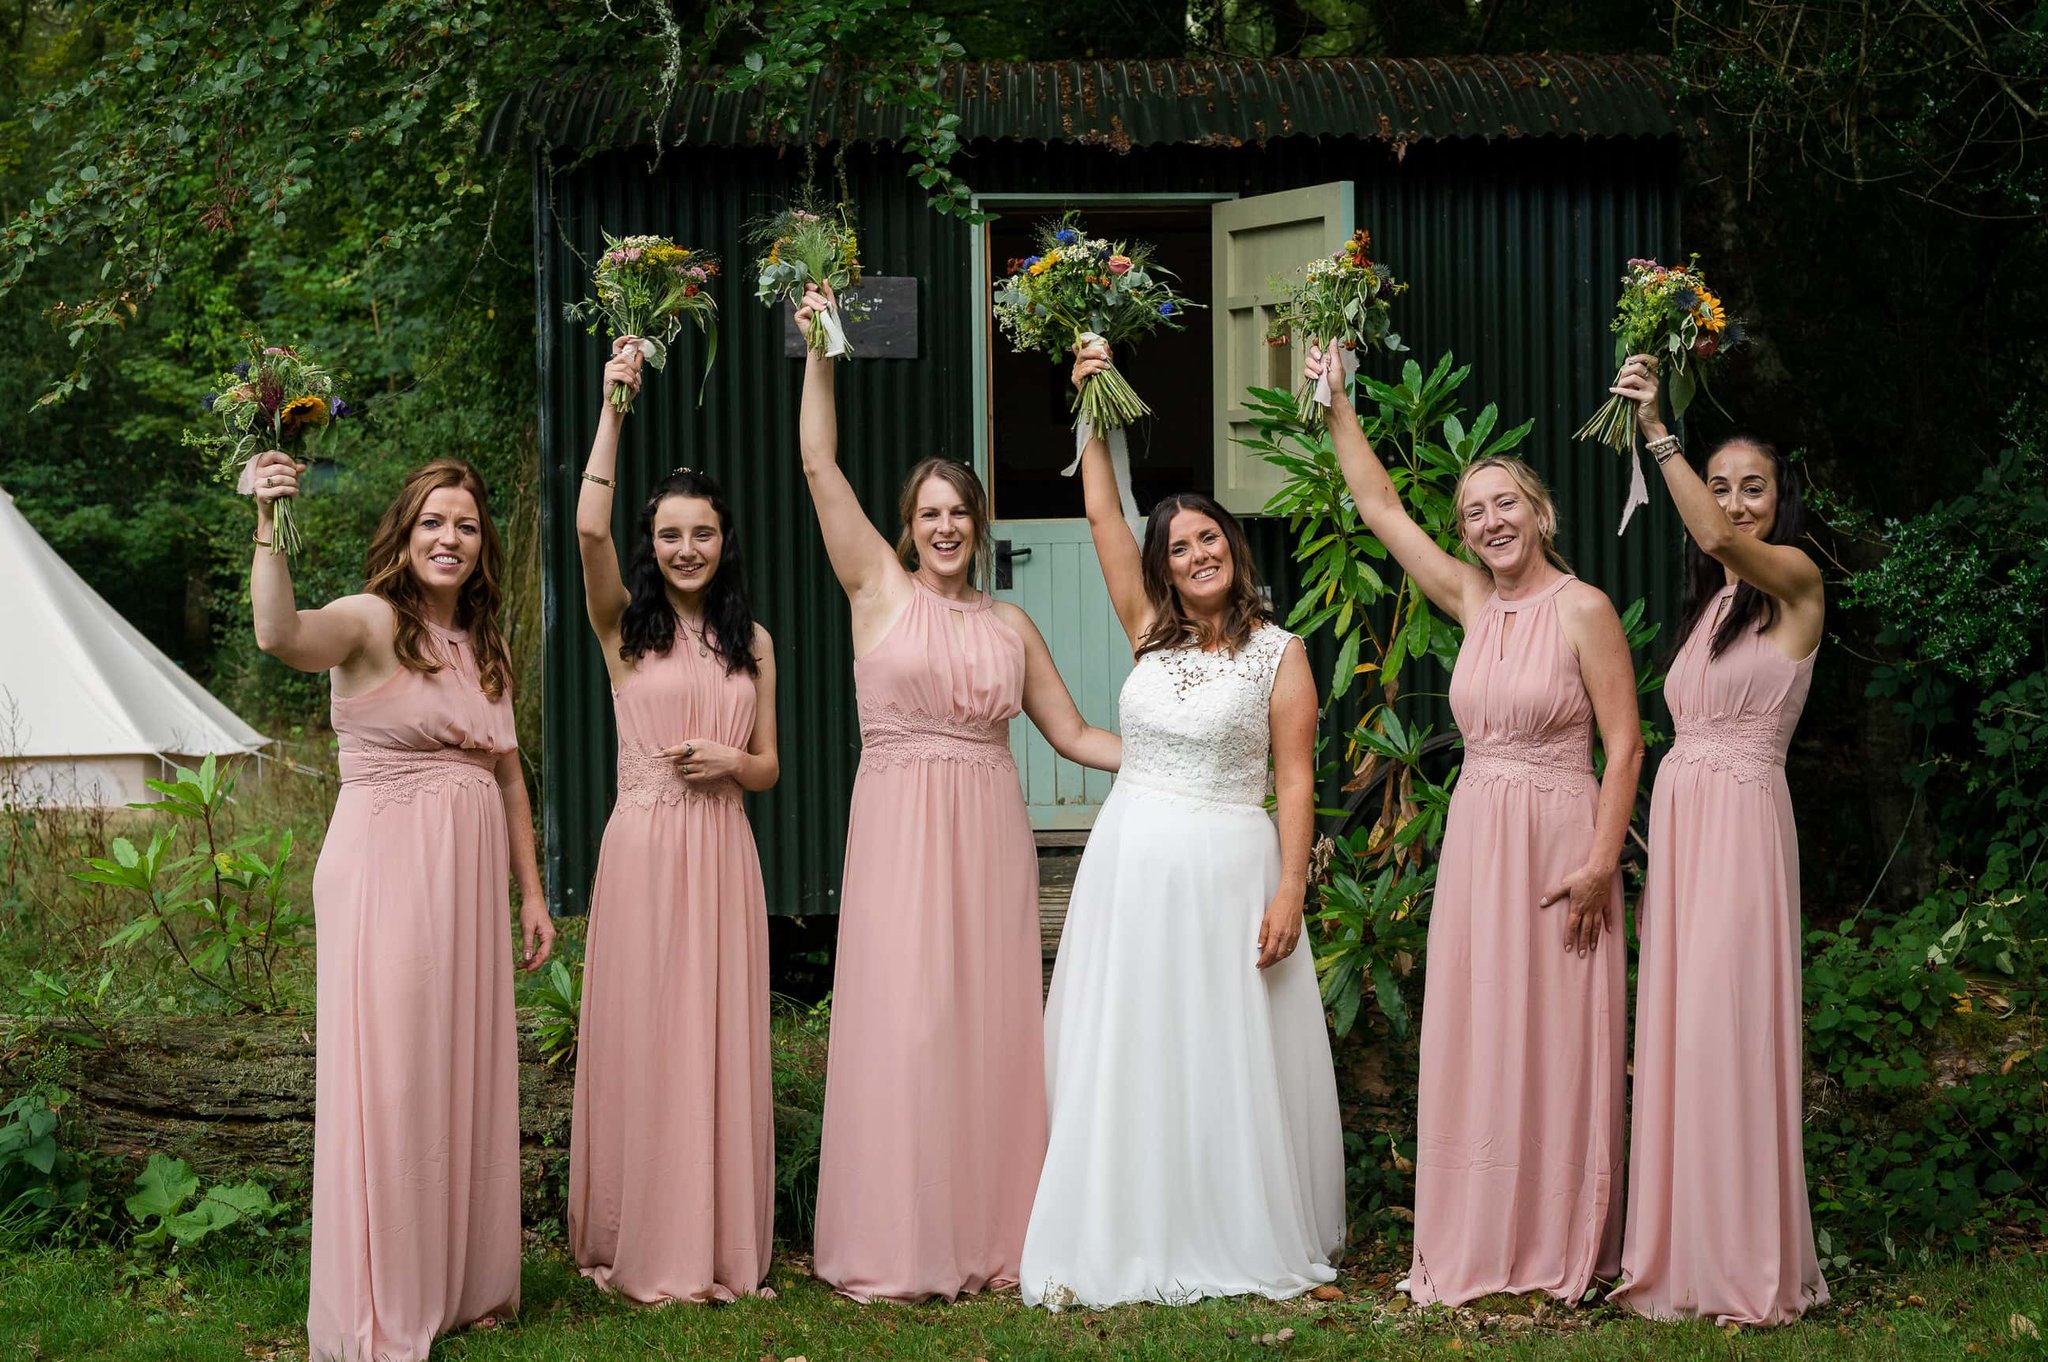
[1020,623,1346,1310]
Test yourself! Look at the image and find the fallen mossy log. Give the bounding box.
[44,1012,577,1224]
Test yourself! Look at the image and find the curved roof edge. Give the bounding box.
[481,55,1700,156]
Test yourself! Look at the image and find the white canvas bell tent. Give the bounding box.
[0,486,266,807]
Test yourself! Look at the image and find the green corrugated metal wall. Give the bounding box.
[531,137,1680,915]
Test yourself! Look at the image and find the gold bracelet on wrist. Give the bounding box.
[581,472,614,489]
[252,530,274,548]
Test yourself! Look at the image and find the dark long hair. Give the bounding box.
[618,470,758,676]
[1134,492,1270,659]
[1676,433,1807,661]
[363,459,512,701]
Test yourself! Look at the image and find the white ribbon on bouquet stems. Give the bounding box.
[1058,330,1144,528]
[1311,341,1360,412]
[1616,428,1649,535]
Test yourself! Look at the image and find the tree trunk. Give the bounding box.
[54,1012,577,1225]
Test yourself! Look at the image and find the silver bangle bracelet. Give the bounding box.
[1647,434,1682,465]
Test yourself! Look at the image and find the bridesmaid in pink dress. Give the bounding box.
[1605,357,1829,1324]
[568,341,778,1301]
[793,284,1121,1302]
[1307,344,1642,1307]
[247,452,554,1362]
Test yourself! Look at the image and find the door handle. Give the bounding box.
[994,540,1032,589]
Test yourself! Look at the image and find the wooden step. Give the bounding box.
[1037,845,1081,995]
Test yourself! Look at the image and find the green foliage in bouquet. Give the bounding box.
[185,339,355,558]
[749,202,864,355]
[1576,255,1743,451]
[565,233,720,413]
[1268,229,1408,428]
[991,216,1198,433]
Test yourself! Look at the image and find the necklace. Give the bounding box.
[676,614,711,658]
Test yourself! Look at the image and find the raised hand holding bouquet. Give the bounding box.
[1270,228,1406,428]
[991,218,1197,518]
[566,232,720,414]
[190,339,355,558]
[1576,255,1743,531]
[750,202,862,357]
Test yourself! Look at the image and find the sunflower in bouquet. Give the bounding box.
[566,233,720,414]
[1268,228,1407,428]
[749,202,863,357]
[991,217,1198,435]
[188,339,356,558]
[1576,255,1743,451]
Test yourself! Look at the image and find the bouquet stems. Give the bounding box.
[1574,394,1636,452]
[1077,362,1151,432]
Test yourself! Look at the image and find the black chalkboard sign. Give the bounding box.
[780,276,919,359]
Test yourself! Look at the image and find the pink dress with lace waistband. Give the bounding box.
[1409,575,1627,1306]
[308,622,521,1362]
[1611,585,1827,1325]
[568,629,772,1302]
[812,577,1044,1302]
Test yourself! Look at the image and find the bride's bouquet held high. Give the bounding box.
[189,339,355,558]
[565,232,720,414]
[1576,255,1743,531]
[1268,228,1407,428]
[991,216,1197,437]
[750,201,863,357]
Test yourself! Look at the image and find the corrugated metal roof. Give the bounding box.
[482,56,1693,155]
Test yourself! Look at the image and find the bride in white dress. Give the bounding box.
[1019,342,1346,1311]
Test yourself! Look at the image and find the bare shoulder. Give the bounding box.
[990,599,1045,643]
[329,592,396,635]
[751,621,775,660]
[1555,578,1622,628]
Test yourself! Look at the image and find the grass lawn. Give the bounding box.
[0,1244,2042,1361]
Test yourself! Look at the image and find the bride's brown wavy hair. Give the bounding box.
[361,459,513,701]
[1135,492,1270,660]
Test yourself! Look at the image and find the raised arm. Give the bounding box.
[796,282,901,612]
[1612,355,1825,618]
[1070,341,1149,647]
[997,603,1123,773]
[1310,343,1491,625]
[576,339,639,667]
[248,449,376,675]
[1539,583,1644,957]
[1256,637,1316,970]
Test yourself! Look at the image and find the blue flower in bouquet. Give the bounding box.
[232,360,250,379]
[1021,255,1041,271]
[1158,301,1176,316]
[1055,229,1078,244]
[201,392,218,412]
[330,397,355,420]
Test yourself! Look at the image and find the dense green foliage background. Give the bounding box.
[0,0,2042,1271]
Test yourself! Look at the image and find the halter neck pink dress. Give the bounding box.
[1410,575,1627,1307]
[1612,585,1828,1324]
[812,578,1045,1302]
[308,622,522,1362]
[569,629,773,1302]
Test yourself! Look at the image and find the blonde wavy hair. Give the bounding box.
[1451,455,1572,575]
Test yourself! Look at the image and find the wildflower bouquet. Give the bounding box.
[749,203,863,357]
[991,218,1196,435]
[189,339,355,558]
[1576,255,1741,451]
[565,233,720,414]
[1268,229,1407,428]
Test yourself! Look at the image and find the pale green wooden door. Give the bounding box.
[994,519,1130,830]
[1211,182,1355,514]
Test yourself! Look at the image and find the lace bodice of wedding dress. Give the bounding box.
[1113,623,1294,808]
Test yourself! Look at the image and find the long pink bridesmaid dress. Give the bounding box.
[812,578,1045,1302]
[1611,584,1828,1324]
[1410,575,1627,1306]
[569,633,773,1301]
[308,621,522,1362]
